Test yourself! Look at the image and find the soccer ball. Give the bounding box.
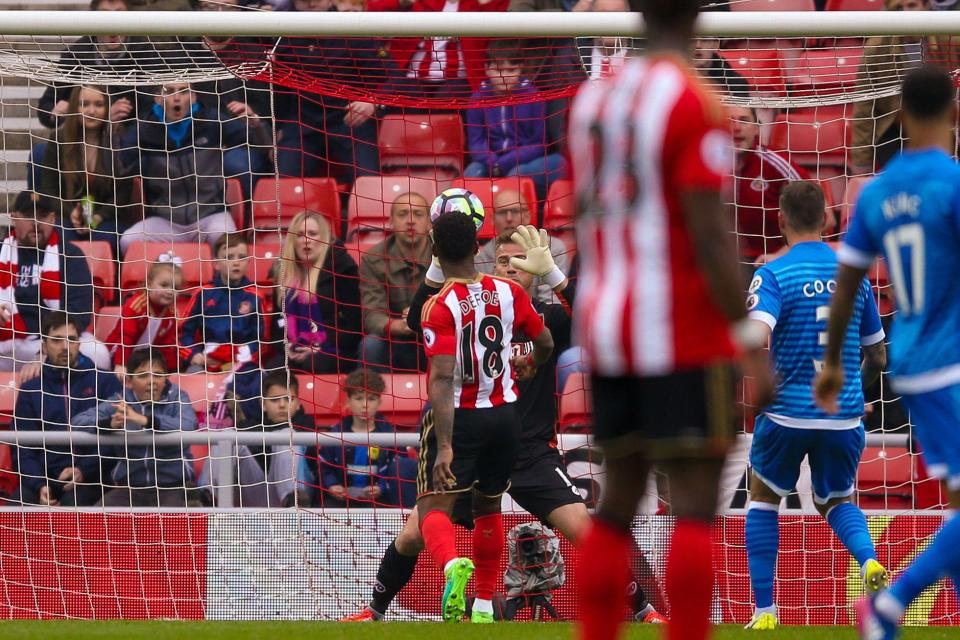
[430,188,486,231]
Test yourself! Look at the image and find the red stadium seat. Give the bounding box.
[768,105,850,169]
[252,177,341,236]
[379,114,465,178]
[449,177,539,240]
[121,242,214,294]
[840,175,872,231]
[245,240,282,287]
[92,305,122,344]
[297,374,344,427]
[730,0,815,8]
[784,47,863,95]
[380,374,427,431]
[718,48,786,97]
[225,178,245,230]
[543,179,574,231]
[71,240,116,304]
[558,372,592,433]
[826,0,884,9]
[857,447,914,510]
[343,232,386,269]
[170,372,230,419]
[347,176,439,237]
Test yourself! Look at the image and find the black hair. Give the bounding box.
[485,39,526,68]
[126,348,168,375]
[432,212,478,263]
[40,311,80,338]
[262,370,299,396]
[12,191,58,218]
[902,64,956,121]
[779,181,825,234]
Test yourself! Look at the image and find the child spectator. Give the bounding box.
[73,348,197,507]
[464,39,567,199]
[179,232,265,373]
[271,211,361,375]
[107,259,182,375]
[315,368,396,507]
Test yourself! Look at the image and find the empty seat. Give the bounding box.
[449,177,539,240]
[543,179,574,231]
[784,47,863,94]
[730,0,815,8]
[93,305,122,343]
[71,240,116,304]
[245,240,283,287]
[718,48,787,97]
[252,177,341,235]
[347,176,439,237]
[225,177,245,230]
[121,242,214,293]
[558,372,592,432]
[297,374,344,427]
[170,372,230,419]
[825,0,884,9]
[857,446,914,510]
[768,105,850,168]
[379,374,427,431]
[379,114,465,178]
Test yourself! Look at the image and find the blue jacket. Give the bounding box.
[72,382,197,489]
[14,355,123,496]
[466,79,551,173]
[178,274,265,367]
[318,416,395,494]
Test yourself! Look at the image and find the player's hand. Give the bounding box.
[433,446,456,493]
[814,362,845,415]
[511,352,536,381]
[741,347,776,409]
[509,225,555,277]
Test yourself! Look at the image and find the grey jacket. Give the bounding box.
[73,382,197,489]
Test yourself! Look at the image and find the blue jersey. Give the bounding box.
[749,242,884,428]
[842,148,960,393]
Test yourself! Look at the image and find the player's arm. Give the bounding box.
[427,353,457,491]
[406,279,442,334]
[861,342,886,390]
[858,278,887,390]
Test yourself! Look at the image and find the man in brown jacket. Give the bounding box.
[359,192,433,372]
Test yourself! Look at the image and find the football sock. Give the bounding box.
[745,502,779,610]
[472,513,504,601]
[576,517,632,640]
[420,510,458,572]
[666,519,715,640]
[886,514,960,617]
[826,502,876,567]
[369,539,419,616]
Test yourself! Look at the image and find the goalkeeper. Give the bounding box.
[343,226,665,623]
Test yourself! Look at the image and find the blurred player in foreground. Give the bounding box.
[816,65,960,640]
[412,212,553,622]
[569,1,775,639]
[344,225,666,623]
[745,181,888,630]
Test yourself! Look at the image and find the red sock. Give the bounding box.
[666,519,715,640]
[472,513,503,600]
[420,510,458,572]
[576,518,631,640]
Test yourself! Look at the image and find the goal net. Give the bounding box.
[0,4,955,626]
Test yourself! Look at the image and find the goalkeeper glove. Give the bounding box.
[509,225,566,289]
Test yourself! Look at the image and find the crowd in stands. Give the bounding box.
[0,0,938,508]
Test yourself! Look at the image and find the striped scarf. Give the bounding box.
[0,230,61,339]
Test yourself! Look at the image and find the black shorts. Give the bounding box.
[592,362,738,461]
[417,404,519,499]
[452,447,584,529]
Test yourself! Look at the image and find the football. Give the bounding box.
[430,188,486,231]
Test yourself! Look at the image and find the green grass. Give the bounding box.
[0,622,957,640]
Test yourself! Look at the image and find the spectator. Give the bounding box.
[106,259,182,375]
[315,368,396,507]
[465,40,568,200]
[691,38,749,97]
[271,211,361,374]
[359,193,431,372]
[36,0,146,131]
[119,82,268,255]
[731,105,810,262]
[0,192,110,375]
[200,370,313,507]
[851,0,951,173]
[73,348,197,507]
[273,0,399,182]
[14,312,123,507]
[32,85,136,261]
[179,232,265,373]
[475,188,569,303]
[576,0,632,80]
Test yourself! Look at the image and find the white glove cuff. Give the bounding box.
[426,261,445,284]
[542,266,566,289]
[732,318,767,351]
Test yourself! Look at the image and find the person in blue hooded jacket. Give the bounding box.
[14,311,122,506]
[464,39,568,200]
[73,347,198,507]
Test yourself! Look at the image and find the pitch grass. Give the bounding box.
[0,622,958,640]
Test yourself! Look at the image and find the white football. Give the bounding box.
[429,188,486,231]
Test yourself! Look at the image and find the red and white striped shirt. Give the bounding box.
[421,274,544,410]
[570,54,738,378]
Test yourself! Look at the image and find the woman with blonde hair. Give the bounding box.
[269,211,361,374]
